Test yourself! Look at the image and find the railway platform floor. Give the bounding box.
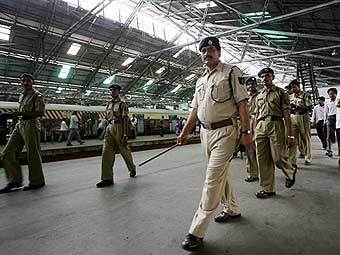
[0,136,340,255]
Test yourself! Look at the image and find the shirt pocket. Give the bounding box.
[210,79,232,103]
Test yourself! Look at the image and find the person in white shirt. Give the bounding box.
[66,111,84,146]
[324,88,337,157]
[58,118,69,143]
[312,96,327,149]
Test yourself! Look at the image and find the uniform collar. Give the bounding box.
[203,61,223,76]
[250,91,259,97]
[22,87,34,95]
[111,96,121,103]
[261,84,277,93]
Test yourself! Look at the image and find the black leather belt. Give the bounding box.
[258,116,282,121]
[201,118,233,130]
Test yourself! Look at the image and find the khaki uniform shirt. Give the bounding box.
[248,91,259,116]
[105,97,129,121]
[290,91,313,114]
[18,88,45,116]
[255,84,290,120]
[191,61,248,124]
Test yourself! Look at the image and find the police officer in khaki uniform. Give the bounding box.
[288,79,313,166]
[254,68,297,199]
[0,74,45,193]
[177,36,252,251]
[96,84,136,188]
[244,77,259,182]
[285,84,305,158]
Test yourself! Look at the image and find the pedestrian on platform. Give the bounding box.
[159,115,164,137]
[96,84,136,188]
[325,88,337,157]
[0,73,46,193]
[254,67,297,199]
[312,96,327,150]
[58,118,69,143]
[177,36,252,251]
[244,77,259,182]
[288,79,313,166]
[66,111,84,146]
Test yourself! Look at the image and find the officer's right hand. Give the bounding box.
[177,132,189,145]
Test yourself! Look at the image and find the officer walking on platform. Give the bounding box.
[288,79,313,166]
[254,68,297,199]
[177,36,252,251]
[244,77,259,182]
[96,84,136,188]
[0,74,46,193]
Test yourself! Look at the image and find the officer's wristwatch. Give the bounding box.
[241,130,251,135]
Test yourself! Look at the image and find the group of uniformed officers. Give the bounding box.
[0,36,323,252]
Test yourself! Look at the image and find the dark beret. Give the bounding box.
[109,84,121,91]
[245,76,256,84]
[258,67,274,77]
[20,73,34,82]
[289,79,299,87]
[198,36,221,52]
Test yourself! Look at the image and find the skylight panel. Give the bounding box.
[143,79,154,91]
[67,43,81,55]
[195,1,217,9]
[122,57,134,66]
[0,25,10,41]
[185,74,195,80]
[103,75,116,85]
[170,85,182,94]
[58,65,72,79]
[156,67,166,74]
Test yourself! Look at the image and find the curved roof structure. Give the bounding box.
[0,0,340,107]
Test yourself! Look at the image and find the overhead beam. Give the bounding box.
[231,45,340,64]
[144,0,340,57]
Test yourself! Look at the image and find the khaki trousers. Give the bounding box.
[101,123,135,181]
[255,120,294,193]
[1,120,44,185]
[246,147,259,177]
[189,125,240,238]
[289,114,312,165]
[246,117,258,177]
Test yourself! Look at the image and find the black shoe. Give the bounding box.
[214,211,241,223]
[66,143,72,146]
[245,176,259,182]
[299,153,305,159]
[0,182,23,194]
[181,234,203,251]
[326,151,333,158]
[256,190,276,199]
[96,180,114,188]
[129,170,136,178]
[79,141,85,145]
[285,168,297,188]
[23,183,45,191]
[304,159,311,165]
